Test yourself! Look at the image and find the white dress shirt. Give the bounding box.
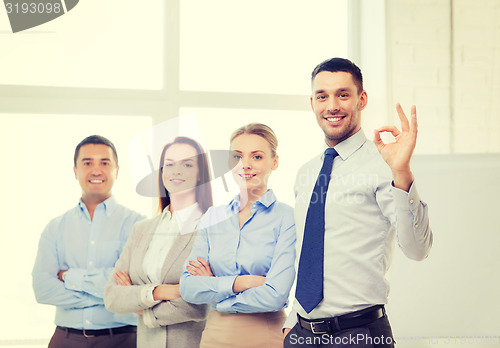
[143,203,199,283]
[284,129,433,328]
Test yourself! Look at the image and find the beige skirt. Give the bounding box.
[200,310,286,348]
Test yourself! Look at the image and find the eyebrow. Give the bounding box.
[165,158,195,162]
[314,87,353,95]
[338,88,352,93]
[80,157,111,162]
[232,150,265,154]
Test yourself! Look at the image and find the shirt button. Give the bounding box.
[409,199,414,204]
[88,222,91,225]
[90,240,95,245]
[94,292,98,296]
[415,224,419,228]
[85,320,90,325]
[89,261,94,266]
[72,285,76,289]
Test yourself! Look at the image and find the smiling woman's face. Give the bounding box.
[162,143,199,196]
[230,133,278,197]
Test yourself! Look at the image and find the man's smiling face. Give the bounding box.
[311,71,367,147]
[74,144,118,203]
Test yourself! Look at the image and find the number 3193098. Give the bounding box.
[5,2,62,14]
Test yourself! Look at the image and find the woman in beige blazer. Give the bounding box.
[104,137,213,348]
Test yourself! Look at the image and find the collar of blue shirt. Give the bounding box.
[78,195,117,218]
[228,189,277,213]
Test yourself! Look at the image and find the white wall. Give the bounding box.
[387,154,500,341]
[384,0,500,345]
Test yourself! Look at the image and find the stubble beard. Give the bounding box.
[322,116,357,146]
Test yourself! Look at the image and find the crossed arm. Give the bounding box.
[103,222,208,328]
[186,257,266,294]
[32,227,111,309]
[180,218,296,313]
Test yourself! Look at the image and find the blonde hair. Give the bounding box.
[230,123,278,157]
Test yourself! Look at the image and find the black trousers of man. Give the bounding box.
[284,312,395,348]
[48,326,136,348]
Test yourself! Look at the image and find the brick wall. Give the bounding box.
[386,0,500,153]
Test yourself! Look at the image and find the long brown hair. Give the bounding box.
[158,137,213,213]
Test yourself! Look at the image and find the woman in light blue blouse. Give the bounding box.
[180,123,296,348]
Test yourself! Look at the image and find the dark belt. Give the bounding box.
[57,325,136,338]
[298,305,385,334]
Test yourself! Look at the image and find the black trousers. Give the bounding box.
[284,315,395,348]
[48,326,136,348]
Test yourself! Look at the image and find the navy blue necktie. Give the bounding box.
[296,147,338,313]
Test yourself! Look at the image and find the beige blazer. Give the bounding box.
[104,207,209,348]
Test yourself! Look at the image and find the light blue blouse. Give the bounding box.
[180,190,296,313]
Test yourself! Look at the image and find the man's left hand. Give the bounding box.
[374,103,417,191]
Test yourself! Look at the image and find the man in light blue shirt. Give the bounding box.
[32,135,144,348]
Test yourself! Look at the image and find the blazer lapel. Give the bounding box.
[132,214,163,285]
[160,207,203,279]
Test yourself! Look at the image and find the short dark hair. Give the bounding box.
[74,135,118,166]
[311,57,364,94]
[158,137,213,214]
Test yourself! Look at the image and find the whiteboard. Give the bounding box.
[386,154,500,338]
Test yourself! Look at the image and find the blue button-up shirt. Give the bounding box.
[32,196,145,329]
[180,190,296,313]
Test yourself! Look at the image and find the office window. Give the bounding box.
[180,0,349,95]
[0,114,152,344]
[0,0,164,89]
[0,0,351,345]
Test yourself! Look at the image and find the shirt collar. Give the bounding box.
[228,189,277,212]
[323,129,367,161]
[78,196,116,217]
[160,202,198,234]
[162,202,199,222]
[161,205,173,220]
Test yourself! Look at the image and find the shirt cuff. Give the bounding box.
[142,308,157,329]
[215,296,236,312]
[392,181,421,213]
[64,268,85,292]
[216,275,238,302]
[141,285,161,308]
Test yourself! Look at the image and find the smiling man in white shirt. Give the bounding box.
[283,58,433,348]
